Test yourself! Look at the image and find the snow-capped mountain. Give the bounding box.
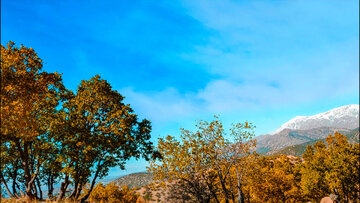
[256,104,359,154]
[269,104,359,135]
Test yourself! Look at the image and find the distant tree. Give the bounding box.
[148,116,256,203]
[140,184,156,203]
[85,182,139,203]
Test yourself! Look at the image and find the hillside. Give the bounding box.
[112,172,153,188]
[270,128,359,156]
[256,127,352,154]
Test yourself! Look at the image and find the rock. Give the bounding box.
[320,197,333,203]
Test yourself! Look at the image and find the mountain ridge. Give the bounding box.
[269,104,359,135]
[256,127,353,154]
[256,104,359,154]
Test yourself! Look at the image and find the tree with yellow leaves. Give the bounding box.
[148,116,256,203]
[1,42,66,200]
[1,42,160,201]
[300,132,360,202]
[85,182,139,203]
[245,155,303,203]
[54,75,161,202]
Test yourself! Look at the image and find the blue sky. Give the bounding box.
[2,0,359,178]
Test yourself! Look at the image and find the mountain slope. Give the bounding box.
[256,104,359,154]
[256,127,352,154]
[270,128,359,156]
[112,172,153,188]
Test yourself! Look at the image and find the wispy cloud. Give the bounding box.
[114,0,359,124]
[4,1,357,109]
[121,87,200,122]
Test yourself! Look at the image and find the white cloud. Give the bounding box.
[121,87,200,122]
[120,80,284,122]
[118,0,359,123]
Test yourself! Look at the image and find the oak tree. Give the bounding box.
[148,116,256,203]
[55,75,160,201]
[1,42,65,200]
[1,42,160,201]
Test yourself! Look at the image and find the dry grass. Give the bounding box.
[0,197,79,203]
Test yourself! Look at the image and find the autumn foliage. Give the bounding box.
[148,118,359,202]
[149,117,258,203]
[84,183,139,203]
[1,42,359,202]
[300,132,359,202]
[0,42,160,201]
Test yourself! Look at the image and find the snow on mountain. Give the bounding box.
[269,104,359,135]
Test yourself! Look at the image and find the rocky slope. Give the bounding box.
[112,172,153,188]
[256,127,352,154]
[256,104,359,154]
[269,128,359,156]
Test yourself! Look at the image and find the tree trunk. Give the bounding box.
[11,174,20,198]
[47,172,54,199]
[75,183,83,199]
[15,140,36,200]
[206,180,220,203]
[79,167,101,202]
[235,165,244,203]
[56,174,69,202]
[182,177,206,203]
[0,173,15,198]
[217,169,229,203]
[25,163,40,200]
[67,180,78,199]
[36,177,43,200]
[32,181,38,199]
[228,173,236,202]
[15,182,25,197]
